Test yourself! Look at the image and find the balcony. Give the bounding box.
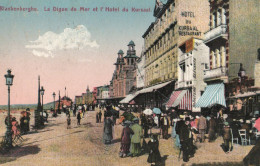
[204,24,228,44]
[204,66,228,82]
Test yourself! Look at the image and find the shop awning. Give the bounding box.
[138,81,172,94]
[195,83,226,108]
[166,89,192,110]
[119,93,139,104]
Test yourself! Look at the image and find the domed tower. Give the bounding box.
[114,49,125,71]
[124,40,139,65]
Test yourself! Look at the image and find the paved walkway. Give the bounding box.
[0,109,254,166]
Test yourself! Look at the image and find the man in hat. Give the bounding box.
[197,114,207,143]
[160,114,169,139]
[25,108,31,133]
[130,118,142,157]
[179,117,195,162]
[222,122,232,153]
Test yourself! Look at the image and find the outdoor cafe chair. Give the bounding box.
[239,129,250,146]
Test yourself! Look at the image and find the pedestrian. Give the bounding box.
[208,115,217,142]
[103,112,114,144]
[25,108,31,133]
[160,114,169,139]
[96,112,99,123]
[67,115,71,129]
[147,134,162,165]
[179,117,195,162]
[98,110,102,123]
[197,114,207,142]
[77,111,81,125]
[222,122,232,153]
[20,113,26,134]
[120,120,133,157]
[130,118,142,157]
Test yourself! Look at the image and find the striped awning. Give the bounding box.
[195,83,226,108]
[166,90,182,107]
[179,90,192,110]
[166,90,192,110]
[119,93,139,104]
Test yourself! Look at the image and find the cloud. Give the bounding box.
[26,25,99,58]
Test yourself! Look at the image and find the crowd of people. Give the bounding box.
[100,104,260,164]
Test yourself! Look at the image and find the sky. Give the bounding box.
[0,0,155,105]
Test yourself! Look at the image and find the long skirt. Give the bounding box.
[162,126,168,139]
[103,132,113,144]
[121,143,131,154]
[130,142,141,156]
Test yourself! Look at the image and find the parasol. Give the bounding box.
[153,108,161,114]
[143,109,153,115]
[254,117,260,131]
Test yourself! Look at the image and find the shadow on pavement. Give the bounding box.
[24,130,84,146]
[0,145,40,165]
[190,161,243,166]
[111,138,121,144]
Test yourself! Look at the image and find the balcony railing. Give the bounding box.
[204,24,228,43]
[204,66,227,80]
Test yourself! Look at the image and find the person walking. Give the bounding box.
[98,110,102,123]
[208,115,217,142]
[222,122,232,153]
[120,120,133,157]
[96,112,99,123]
[160,114,169,139]
[179,117,195,162]
[197,114,207,142]
[103,112,114,144]
[130,118,142,157]
[77,111,81,125]
[147,134,162,165]
[67,115,71,129]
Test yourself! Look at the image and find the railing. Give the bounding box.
[204,24,228,42]
[204,66,227,80]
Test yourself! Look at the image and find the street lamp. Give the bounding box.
[52,92,56,112]
[238,63,246,94]
[40,86,45,117]
[4,69,14,148]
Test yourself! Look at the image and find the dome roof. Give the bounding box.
[118,49,124,54]
[128,40,135,46]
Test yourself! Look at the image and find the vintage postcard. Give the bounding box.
[0,0,259,166]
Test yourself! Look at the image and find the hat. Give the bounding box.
[124,120,132,126]
[196,116,199,119]
[179,115,185,119]
[190,116,194,120]
[133,117,139,122]
[224,122,229,126]
[185,117,191,121]
[246,120,250,124]
[239,119,244,123]
[26,108,30,111]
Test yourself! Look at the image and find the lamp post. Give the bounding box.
[58,90,61,114]
[237,63,246,94]
[52,92,56,112]
[4,69,14,148]
[40,86,45,116]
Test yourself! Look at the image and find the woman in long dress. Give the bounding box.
[103,113,114,144]
[130,118,142,157]
[120,120,133,157]
[147,134,161,164]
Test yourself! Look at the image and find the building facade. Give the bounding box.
[176,38,209,112]
[143,0,209,87]
[112,41,139,98]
